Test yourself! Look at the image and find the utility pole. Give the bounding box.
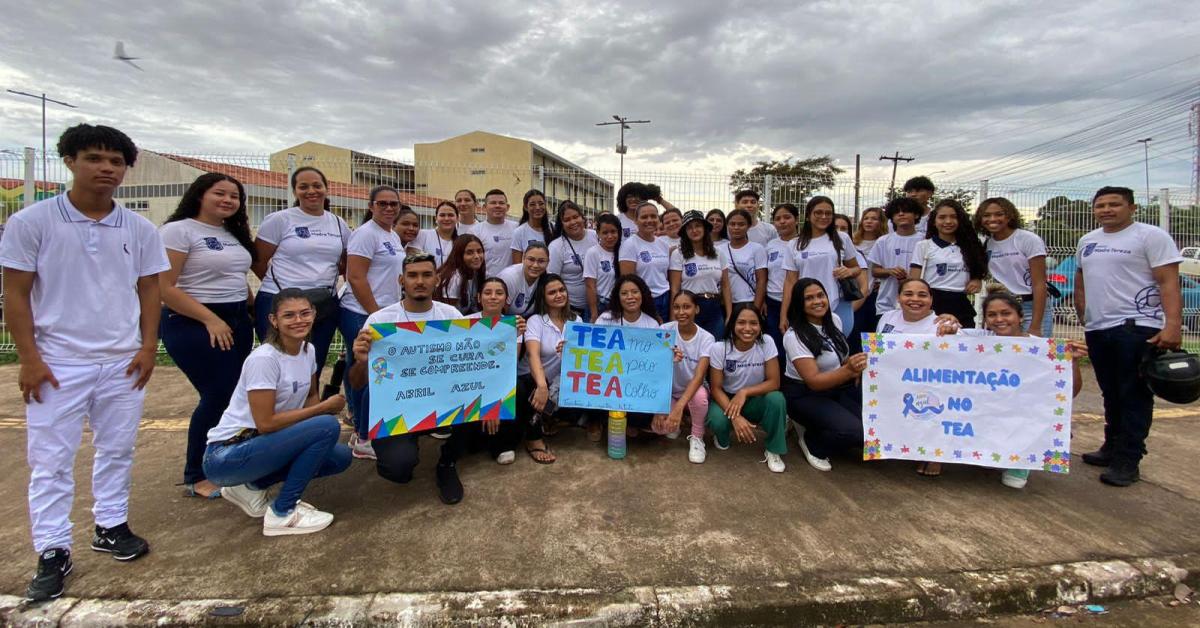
[853,154,861,217]
[6,89,78,185]
[596,115,650,191]
[1190,102,1199,207]
[1136,138,1152,209]
[879,151,914,196]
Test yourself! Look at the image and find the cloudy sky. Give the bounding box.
[1,0,1197,193]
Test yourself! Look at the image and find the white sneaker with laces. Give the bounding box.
[687,435,706,464]
[348,434,377,460]
[764,451,786,473]
[1001,469,1029,489]
[797,432,832,472]
[222,484,270,518]
[263,503,334,536]
[496,451,516,465]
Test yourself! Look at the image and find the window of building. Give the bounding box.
[125,200,149,211]
[470,147,485,153]
[470,169,486,175]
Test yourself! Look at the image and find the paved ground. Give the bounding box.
[0,363,1197,624]
[909,595,1200,627]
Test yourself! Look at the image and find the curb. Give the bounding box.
[3,553,1197,626]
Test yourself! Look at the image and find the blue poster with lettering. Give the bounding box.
[367,317,518,438]
[558,321,675,414]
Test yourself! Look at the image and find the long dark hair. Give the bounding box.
[290,166,331,211]
[722,302,766,346]
[518,189,555,244]
[607,274,660,323]
[725,209,753,244]
[436,234,486,309]
[927,199,988,280]
[981,290,1025,326]
[553,200,585,240]
[706,209,727,241]
[476,276,508,315]
[166,172,257,263]
[798,196,844,258]
[785,278,848,359]
[532,273,577,320]
[362,184,400,226]
[265,288,313,351]
[679,217,718,259]
[594,213,623,275]
[972,197,1023,234]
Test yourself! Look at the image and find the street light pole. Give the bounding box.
[1136,138,1153,209]
[596,115,650,190]
[6,89,78,184]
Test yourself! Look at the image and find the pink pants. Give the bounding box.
[677,387,709,438]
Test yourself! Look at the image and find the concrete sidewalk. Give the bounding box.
[0,365,1197,626]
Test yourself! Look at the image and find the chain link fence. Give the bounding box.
[2,150,1199,352]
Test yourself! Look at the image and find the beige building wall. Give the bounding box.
[270,142,353,184]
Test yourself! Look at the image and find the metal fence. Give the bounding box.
[2,150,1199,352]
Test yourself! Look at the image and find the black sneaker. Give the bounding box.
[436,462,464,505]
[25,548,72,603]
[1081,449,1113,467]
[91,523,150,561]
[1100,462,1140,487]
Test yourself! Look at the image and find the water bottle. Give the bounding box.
[607,411,627,459]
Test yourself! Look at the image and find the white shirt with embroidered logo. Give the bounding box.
[1076,222,1182,331]
[159,218,250,303]
[341,220,405,315]
[256,207,350,293]
[707,337,779,393]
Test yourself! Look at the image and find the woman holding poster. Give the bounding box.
[465,277,527,465]
[780,279,868,472]
[877,278,962,336]
[435,234,487,315]
[657,290,716,464]
[518,274,579,464]
[705,304,789,473]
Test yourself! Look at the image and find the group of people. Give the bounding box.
[2,124,1186,603]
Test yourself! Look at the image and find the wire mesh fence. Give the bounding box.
[2,149,1199,353]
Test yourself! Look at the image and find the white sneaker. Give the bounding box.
[348,433,376,460]
[222,484,270,518]
[687,435,707,464]
[1001,469,1029,489]
[263,502,334,536]
[764,451,786,473]
[797,432,832,472]
[496,450,516,465]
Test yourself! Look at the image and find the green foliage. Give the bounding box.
[729,156,845,204]
[1027,196,1091,254]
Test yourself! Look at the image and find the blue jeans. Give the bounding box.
[338,307,370,438]
[160,302,253,485]
[1085,322,1158,466]
[255,290,339,377]
[696,295,725,339]
[1022,299,1054,338]
[833,300,855,336]
[851,291,877,355]
[652,292,671,322]
[203,415,351,514]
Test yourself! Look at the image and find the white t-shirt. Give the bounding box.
[670,248,727,294]
[724,241,768,303]
[364,300,463,328]
[256,207,350,293]
[0,195,170,364]
[985,229,1046,296]
[911,238,971,292]
[548,230,599,309]
[474,219,518,274]
[518,313,569,378]
[341,220,404,315]
[456,221,478,237]
[160,218,250,303]
[511,223,554,254]
[595,311,660,328]
[497,263,539,317]
[412,228,457,268]
[618,213,638,239]
[877,309,941,334]
[583,246,619,306]
[660,236,681,253]
[867,231,922,312]
[619,235,671,296]
[783,232,857,311]
[663,321,715,396]
[856,239,878,258]
[782,322,844,382]
[1077,222,1183,331]
[207,343,316,444]
[765,238,794,301]
[747,220,777,246]
[707,337,778,394]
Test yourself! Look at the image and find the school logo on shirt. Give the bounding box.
[987,250,994,259]
[600,260,612,273]
[1023,269,1032,287]
[515,293,526,309]
[935,263,948,276]
[382,242,397,255]
[295,226,311,239]
[724,359,739,373]
[881,323,895,333]
[202,237,224,251]
[894,248,902,256]
[639,251,652,263]
[1134,286,1163,320]
[684,262,698,277]
[1082,243,1098,258]
[572,254,582,266]
[493,235,502,243]
[801,251,810,260]
[769,251,779,262]
[623,228,633,238]
[436,248,444,256]
[293,381,300,393]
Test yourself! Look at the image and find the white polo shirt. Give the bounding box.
[707,337,778,394]
[911,237,971,292]
[583,246,619,304]
[663,321,715,396]
[257,207,350,293]
[670,248,727,295]
[0,194,170,364]
[159,218,251,303]
[497,263,539,317]
[985,229,1047,296]
[518,313,570,378]
[411,228,457,268]
[619,234,671,296]
[207,343,316,444]
[1076,222,1182,331]
[782,323,844,382]
[765,237,794,301]
[341,220,404,315]
[473,219,518,274]
[547,230,599,309]
[595,311,660,328]
[747,220,777,246]
[724,241,768,303]
[867,231,922,312]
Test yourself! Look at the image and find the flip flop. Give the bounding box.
[525,446,556,465]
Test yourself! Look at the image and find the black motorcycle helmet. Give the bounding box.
[1140,348,1200,404]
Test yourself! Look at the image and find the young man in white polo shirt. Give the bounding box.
[349,252,467,505]
[473,189,517,274]
[1075,186,1183,487]
[0,124,170,602]
[735,189,777,246]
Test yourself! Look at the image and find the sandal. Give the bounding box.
[525,446,557,465]
[917,462,943,477]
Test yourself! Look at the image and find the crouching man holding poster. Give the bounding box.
[350,252,518,505]
[862,290,1085,489]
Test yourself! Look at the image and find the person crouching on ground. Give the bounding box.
[656,290,716,463]
[203,288,351,536]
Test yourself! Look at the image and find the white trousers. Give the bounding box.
[26,358,145,552]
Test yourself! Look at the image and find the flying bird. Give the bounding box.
[113,41,144,71]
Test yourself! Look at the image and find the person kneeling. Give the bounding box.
[203,289,352,536]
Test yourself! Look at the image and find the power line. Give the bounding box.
[879,151,914,193]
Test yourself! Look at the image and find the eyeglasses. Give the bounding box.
[374,200,401,208]
[276,309,316,322]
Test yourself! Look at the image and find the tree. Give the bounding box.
[729,156,844,205]
[1027,196,1091,256]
